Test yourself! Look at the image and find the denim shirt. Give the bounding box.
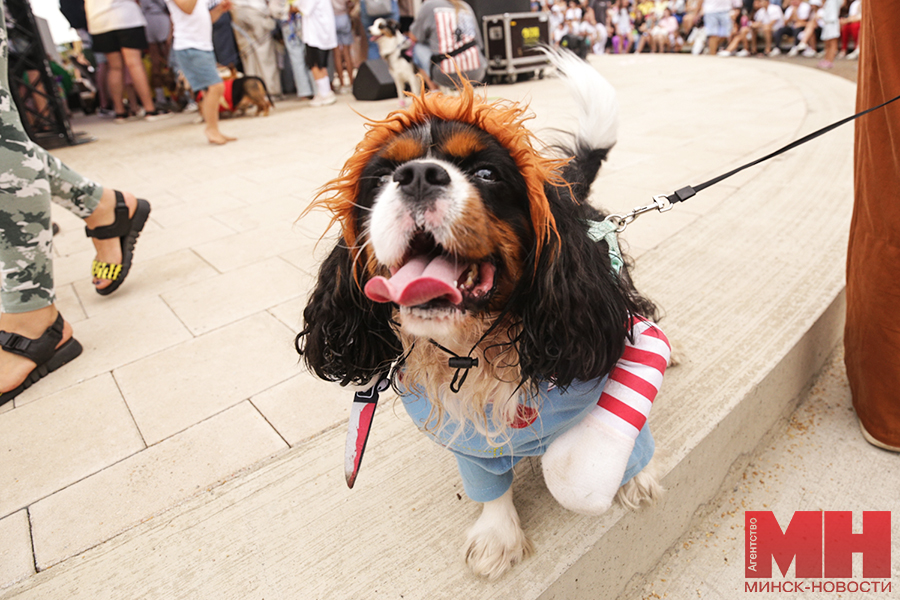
[400,376,655,502]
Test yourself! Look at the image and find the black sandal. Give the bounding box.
[85,191,151,296]
[0,313,83,406]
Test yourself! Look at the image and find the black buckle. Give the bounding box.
[0,330,31,354]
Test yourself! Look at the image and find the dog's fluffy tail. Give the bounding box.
[544,47,618,150]
[543,48,618,202]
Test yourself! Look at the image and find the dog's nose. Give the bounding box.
[393,162,451,199]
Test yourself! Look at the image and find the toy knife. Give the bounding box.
[344,373,390,488]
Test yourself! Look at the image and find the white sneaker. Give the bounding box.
[768,47,781,57]
[787,45,800,57]
[795,41,809,52]
[802,47,817,58]
[847,48,859,60]
[310,93,337,107]
[735,49,750,57]
[717,50,733,57]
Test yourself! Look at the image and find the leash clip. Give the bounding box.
[604,194,673,233]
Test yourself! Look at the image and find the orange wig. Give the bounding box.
[306,81,570,265]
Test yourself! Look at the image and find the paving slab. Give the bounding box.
[113,312,298,445]
[0,512,34,586]
[29,401,287,570]
[0,53,857,597]
[160,256,307,335]
[0,374,144,516]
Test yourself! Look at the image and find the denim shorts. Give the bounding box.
[173,48,222,92]
[335,13,353,46]
[704,11,732,38]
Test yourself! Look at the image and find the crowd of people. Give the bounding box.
[55,0,498,138]
[59,0,415,133]
[540,0,861,69]
[43,0,861,145]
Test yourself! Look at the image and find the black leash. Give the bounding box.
[607,91,900,230]
[426,91,900,391]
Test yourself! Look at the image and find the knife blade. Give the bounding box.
[344,374,390,488]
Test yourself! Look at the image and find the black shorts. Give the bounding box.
[91,26,149,54]
[305,45,331,70]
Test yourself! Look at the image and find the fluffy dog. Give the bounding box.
[297,50,668,579]
[368,18,421,105]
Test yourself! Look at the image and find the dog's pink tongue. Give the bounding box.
[365,255,467,306]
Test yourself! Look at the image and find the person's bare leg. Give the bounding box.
[824,37,838,62]
[708,35,721,54]
[97,61,110,109]
[311,65,328,84]
[105,51,127,114]
[121,47,156,112]
[342,45,354,85]
[0,306,73,395]
[200,82,235,144]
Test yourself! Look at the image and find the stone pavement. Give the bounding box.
[0,54,859,598]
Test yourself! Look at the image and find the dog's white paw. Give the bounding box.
[542,416,634,516]
[463,489,533,580]
[615,459,663,510]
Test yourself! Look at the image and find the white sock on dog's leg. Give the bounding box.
[542,416,634,516]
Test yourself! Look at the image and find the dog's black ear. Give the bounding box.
[512,191,656,389]
[296,241,402,387]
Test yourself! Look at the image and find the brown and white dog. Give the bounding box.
[368,18,421,105]
[297,50,662,579]
[194,71,273,117]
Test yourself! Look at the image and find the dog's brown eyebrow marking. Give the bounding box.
[441,130,487,159]
[381,135,426,163]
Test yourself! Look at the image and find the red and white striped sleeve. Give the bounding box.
[590,316,671,439]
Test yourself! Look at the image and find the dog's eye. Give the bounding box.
[473,168,496,182]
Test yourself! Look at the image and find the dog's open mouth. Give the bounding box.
[364,232,496,310]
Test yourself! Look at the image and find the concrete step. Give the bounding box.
[0,55,856,600]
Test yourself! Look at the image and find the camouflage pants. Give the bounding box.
[1,4,104,313]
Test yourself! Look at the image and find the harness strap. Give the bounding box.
[585,219,624,275]
[432,39,477,64]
